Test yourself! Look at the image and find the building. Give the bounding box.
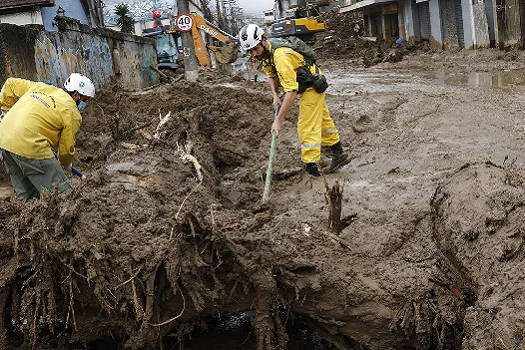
[341,0,522,49]
[103,1,202,35]
[0,0,104,30]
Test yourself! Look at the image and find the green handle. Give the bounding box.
[262,106,281,203]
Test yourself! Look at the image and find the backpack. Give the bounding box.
[267,36,328,93]
[267,36,317,66]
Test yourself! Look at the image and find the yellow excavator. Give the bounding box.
[143,13,238,70]
[189,13,238,68]
[272,0,332,41]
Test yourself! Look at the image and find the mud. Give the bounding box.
[2,46,525,349]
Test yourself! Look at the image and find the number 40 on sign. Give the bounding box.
[176,14,194,32]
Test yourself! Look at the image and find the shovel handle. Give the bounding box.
[262,106,281,203]
[53,151,86,180]
[71,165,86,180]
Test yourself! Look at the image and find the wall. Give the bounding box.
[471,1,490,47]
[404,0,419,42]
[41,0,90,30]
[461,0,474,48]
[0,10,43,26]
[103,0,175,26]
[429,0,444,48]
[484,0,495,45]
[0,19,158,91]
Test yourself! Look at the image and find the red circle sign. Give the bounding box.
[176,14,194,32]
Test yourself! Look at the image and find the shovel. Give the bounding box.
[262,105,281,203]
[53,151,86,180]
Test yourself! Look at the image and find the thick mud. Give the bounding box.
[2,48,525,349]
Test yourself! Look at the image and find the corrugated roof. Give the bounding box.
[0,0,55,10]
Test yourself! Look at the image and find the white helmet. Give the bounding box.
[239,24,264,50]
[63,73,95,97]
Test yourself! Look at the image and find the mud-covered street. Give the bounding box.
[3,48,525,349]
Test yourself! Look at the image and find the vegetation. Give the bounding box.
[115,3,135,34]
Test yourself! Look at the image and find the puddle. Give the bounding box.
[435,71,525,87]
[108,174,152,187]
[327,66,525,95]
[178,312,333,350]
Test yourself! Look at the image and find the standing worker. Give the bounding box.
[168,5,175,31]
[238,24,350,177]
[0,73,95,200]
[152,9,164,32]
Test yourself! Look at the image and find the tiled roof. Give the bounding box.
[0,0,55,10]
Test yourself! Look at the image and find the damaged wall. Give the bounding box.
[0,18,158,90]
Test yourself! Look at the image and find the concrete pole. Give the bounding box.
[177,0,199,81]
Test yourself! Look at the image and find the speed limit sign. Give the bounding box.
[176,14,194,32]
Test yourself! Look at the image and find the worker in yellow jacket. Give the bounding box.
[238,24,350,177]
[0,73,95,199]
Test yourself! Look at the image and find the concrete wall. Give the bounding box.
[429,0,444,48]
[0,10,43,26]
[471,0,491,47]
[484,0,495,45]
[0,19,158,91]
[41,0,90,30]
[406,0,419,42]
[461,0,474,48]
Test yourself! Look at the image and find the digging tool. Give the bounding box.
[53,151,86,180]
[262,105,281,203]
[70,165,86,180]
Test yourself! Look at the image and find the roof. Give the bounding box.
[340,0,394,12]
[0,0,55,10]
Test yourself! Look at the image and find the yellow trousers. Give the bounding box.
[298,87,340,163]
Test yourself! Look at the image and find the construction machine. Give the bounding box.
[272,0,332,41]
[142,13,238,70]
[189,13,238,68]
[142,28,183,70]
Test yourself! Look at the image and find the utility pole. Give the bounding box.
[177,0,199,82]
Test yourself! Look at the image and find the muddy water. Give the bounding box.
[181,313,332,350]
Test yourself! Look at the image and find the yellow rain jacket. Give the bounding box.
[0,78,81,167]
[262,44,340,163]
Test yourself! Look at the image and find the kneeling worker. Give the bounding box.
[238,24,350,177]
[0,73,95,199]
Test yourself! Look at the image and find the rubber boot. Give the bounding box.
[305,162,321,177]
[324,142,350,173]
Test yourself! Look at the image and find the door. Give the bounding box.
[454,0,465,47]
[417,1,431,40]
[504,0,520,44]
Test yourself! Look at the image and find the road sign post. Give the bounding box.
[176,0,199,82]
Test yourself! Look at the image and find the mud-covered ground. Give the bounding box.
[3,48,525,349]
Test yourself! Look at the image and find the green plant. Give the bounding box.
[115,3,135,34]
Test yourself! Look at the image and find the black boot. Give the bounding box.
[324,142,350,173]
[305,162,321,177]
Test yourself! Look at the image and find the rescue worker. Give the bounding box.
[168,5,175,30]
[0,73,95,200]
[152,9,164,32]
[238,24,349,177]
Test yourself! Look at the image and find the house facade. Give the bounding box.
[341,0,522,49]
[0,0,103,30]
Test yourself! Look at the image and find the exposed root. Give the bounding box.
[150,283,186,327]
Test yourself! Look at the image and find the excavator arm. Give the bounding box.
[189,13,238,67]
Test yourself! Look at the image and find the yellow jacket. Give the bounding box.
[0,78,81,166]
[262,43,320,93]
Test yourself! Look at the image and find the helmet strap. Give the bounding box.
[261,43,271,60]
